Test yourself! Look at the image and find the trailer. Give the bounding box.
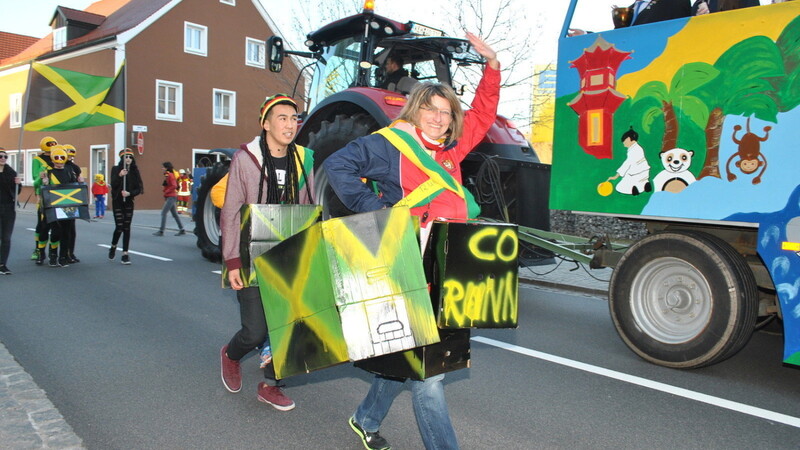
[551,1,800,368]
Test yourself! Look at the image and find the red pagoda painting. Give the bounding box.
[567,35,631,159]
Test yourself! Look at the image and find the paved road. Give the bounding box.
[1,207,799,449]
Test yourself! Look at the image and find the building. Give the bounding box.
[529,64,556,164]
[0,0,303,209]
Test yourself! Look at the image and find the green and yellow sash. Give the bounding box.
[376,128,480,218]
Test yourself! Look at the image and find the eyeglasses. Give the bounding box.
[45,141,57,147]
[52,155,67,162]
[419,105,453,119]
[0,155,7,159]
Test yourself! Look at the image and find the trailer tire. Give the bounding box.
[306,113,379,218]
[608,231,758,369]
[193,161,229,263]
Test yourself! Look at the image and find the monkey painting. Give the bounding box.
[725,117,771,185]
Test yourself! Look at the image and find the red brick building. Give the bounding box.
[0,0,303,208]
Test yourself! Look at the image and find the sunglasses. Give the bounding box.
[53,155,67,162]
[0,155,7,159]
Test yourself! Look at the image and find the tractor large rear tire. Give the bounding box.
[193,161,229,263]
[306,113,379,218]
[608,231,758,369]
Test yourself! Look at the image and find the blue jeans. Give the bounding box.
[354,374,459,450]
[159,196,183,232]
[94,194,106,217]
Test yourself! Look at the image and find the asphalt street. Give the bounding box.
[1,207,799,449]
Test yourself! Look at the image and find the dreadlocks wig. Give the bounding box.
[257,94,304,204]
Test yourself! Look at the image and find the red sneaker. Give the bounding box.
[220,345,241,393]
[257,382,295,411]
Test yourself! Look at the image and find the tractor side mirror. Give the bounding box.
[267,36,284,73]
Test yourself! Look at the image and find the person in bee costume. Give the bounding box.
[31,136,57,264]
[38,146,77,267]
[62,144,82,263]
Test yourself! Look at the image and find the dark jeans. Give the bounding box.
[0,203,15,265]
[226,286,276,384]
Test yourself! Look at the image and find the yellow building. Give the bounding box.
[529,64,556,164]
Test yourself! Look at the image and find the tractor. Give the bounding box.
[193,2,550,263]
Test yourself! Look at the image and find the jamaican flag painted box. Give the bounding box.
[426,220,519,329]
[222,204,322,289]
[41,183,90,223]
[254,207,440,379]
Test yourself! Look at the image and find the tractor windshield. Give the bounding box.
[308,37,362,103]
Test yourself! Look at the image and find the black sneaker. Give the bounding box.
[68,255,80,264]
[58,256,70,268]
[349,417,390,450]
[49,252,59,267]
[30,248,39,261]
[0,265,11,275]
[152,231,164,236]
[121,254,131,265]
[35,249,45,265]
[175,229,186,236]
[108,246,116,260]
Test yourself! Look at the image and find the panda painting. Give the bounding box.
[652,148,697,193]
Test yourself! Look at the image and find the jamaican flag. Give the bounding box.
[24,61,125,132]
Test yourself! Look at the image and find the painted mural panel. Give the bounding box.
[553,2,800,364]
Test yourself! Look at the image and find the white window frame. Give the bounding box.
[220,0,235,5]
[53,27,67,51]
[89,145,109,193]
[213,89,236,126]
[184,22,208,56]
[245,38,265,68]
[25,150,39,185]
[156,79,183,122]
[9,93,22,128]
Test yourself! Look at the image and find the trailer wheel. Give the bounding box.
[306,113,379,218]
[609,231,758,369]
[193,161,229,263]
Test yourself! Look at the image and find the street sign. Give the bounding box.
[136,131,144,155]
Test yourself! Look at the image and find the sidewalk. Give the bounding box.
[1,207,610,448]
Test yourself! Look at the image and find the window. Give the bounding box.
[246,38,265,68]
[184,22,208,56]
[156,80,183,121]
[220,0,235,5]
[53,27,67,51]
[9,93,22,128]
[213,89,236,126]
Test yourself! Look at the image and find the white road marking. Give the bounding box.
[212,270,222,274]
[471,336,800,429]
[96,244,172,261]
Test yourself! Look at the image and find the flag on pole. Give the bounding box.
[24,61,125,132]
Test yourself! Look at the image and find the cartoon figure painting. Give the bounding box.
[653,148,696,193]
[726,117,771,185]
[607,127,651,195]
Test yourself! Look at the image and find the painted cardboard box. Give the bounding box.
[222,204,321,288]
[426,220,519,329]
[41,183,90,223]
[254,207,440,379]
[354,328,471,381]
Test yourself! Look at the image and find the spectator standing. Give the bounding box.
[176,169,193,215]
[92,174,109,218]
[153,161,186,236]
[0,148,21,274]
